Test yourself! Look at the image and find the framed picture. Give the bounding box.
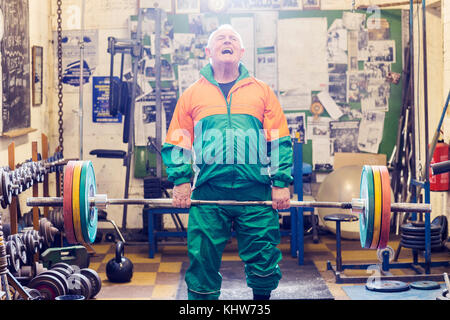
[32,46,43,106]
[302,0,320,10]
[176,0,200,14]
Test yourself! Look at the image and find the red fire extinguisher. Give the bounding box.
[430,141,449,191]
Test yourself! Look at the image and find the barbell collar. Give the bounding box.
[26,196,432,213]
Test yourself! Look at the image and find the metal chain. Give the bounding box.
[56,0,64,198]
[56,0,64,156]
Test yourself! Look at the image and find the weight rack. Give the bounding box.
[0,137,82,300]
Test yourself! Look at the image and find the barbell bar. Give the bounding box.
[26,195,430,213]
[25,161,432,249]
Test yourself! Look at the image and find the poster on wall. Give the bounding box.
[329,120,360,155]
[231,16,255,76]
[278,17,328,92]
[92,76,122,123]
[55,29,98,92]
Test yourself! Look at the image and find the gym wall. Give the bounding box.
[0,0,448,230]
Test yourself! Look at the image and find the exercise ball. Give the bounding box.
[316,165,362,240]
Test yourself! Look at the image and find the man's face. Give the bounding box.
[206,29,244,66]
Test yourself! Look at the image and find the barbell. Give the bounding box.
[26,161,431,249]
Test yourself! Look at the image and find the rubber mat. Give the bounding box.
[176,258,334,300]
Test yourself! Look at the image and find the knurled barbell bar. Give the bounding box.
[26,161,431,249]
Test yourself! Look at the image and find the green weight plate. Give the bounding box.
[79,161,98,244]
[410,281,441,290]
[359,165,375,249]
[366,280,410,293]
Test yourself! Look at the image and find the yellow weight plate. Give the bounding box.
[370,166,382,249]
[72,161,85,244]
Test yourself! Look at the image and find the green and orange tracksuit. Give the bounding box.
[161,63,293,299]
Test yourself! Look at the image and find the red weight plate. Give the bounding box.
[63,161,77,244]
[378,165,391,249]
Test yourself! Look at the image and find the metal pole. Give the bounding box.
[122,8,144,231]
[78,0,85,160]
[155,8,162,179]
[26,196,432,213]
[422,0,431,273]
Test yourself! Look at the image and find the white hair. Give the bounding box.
[206,24,244,49]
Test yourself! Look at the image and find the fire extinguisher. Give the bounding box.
[429,141,449,191]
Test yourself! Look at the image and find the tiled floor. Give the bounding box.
[88,231,450,300]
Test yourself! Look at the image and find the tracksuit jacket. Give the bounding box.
[161,62,293,189]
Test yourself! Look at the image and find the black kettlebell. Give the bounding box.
[106,241,133,283]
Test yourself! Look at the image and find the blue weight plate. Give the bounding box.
[79,161,98,244]
[359,166,374,249]
[410,281,441,290]
[366,280,410,293]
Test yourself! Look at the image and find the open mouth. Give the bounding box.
[221,48,233,55]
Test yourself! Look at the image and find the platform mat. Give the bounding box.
[341,284,445,300]
[176,258,334,300]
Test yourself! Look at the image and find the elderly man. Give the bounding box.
[161,24,293,300]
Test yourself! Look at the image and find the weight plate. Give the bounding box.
[359,165,374,248]
[72,161,85,244]
[401,229,441,236]
[400,241,442,249]
[370,166,382,249]
[41,270,69,294]
[410,281,441,290]
[366,280,410,292]
[6,241,20,273]
[24,288,43,300]
[28,274,66,300]
[401,233,441,241]
[80,268,102,299]
[0,170,7,209]
[400,223,440,233]
[378,166,391,249]
[52,267,73,279]
[67,272,92,299]
[79,161,98,244]
[400,238,442,246]
[2,169,12,206]
[51,262,75,274]
[63,161,77,244]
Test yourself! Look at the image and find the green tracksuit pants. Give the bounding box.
[185,182,282,300]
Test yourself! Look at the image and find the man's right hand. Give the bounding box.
[172,182,192,208]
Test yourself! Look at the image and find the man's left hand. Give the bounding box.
[271,187,291,210]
